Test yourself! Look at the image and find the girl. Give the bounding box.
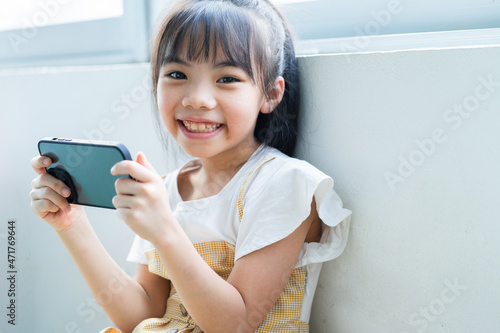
[29,0,351,332]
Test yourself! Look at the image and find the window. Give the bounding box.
[0,0,124,31]
[275,0,500,40]
[274,0,500,55]
[0,0,148,69]
[1,0,499,69]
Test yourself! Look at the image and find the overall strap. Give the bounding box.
[237,156,275,221]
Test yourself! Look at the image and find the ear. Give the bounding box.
[261,76,285,114]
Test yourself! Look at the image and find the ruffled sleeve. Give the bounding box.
[234,158,351,268]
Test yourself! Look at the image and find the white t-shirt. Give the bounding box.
[127,144,351,323]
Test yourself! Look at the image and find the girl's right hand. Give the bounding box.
[29,155,86,232]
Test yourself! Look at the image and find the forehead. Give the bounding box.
[157,2,270,80]
[171,36,236,66]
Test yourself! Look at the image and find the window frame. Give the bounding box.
[0,0,149,69]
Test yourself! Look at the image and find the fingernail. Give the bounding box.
[65,205,71,213]
[110,166,115,174]
[62,187,70,196]
[43,158,50,166]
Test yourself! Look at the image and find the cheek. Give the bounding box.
[225,105,260,137]
[157,84,175,113]
[156,88,177,131]
[229,94,265,123]
[156,84,168,110]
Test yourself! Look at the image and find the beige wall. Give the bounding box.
[297,47,500,332]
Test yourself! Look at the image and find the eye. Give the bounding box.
[167,71,187,80]
[218,76,239,84]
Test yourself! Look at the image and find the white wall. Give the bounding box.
[1,44,499,332]
[0,64,170,332]
[297,46,500,332]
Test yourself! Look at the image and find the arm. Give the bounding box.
[57,217,170,332]
[30,155,169,333]
[156,205,317,333]
[111,152,318,333]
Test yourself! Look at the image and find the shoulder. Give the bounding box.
[244,146,333,200]
[238,145,334,227]
[235,146,352,266]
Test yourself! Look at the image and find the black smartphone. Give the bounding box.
[38,137,132,209]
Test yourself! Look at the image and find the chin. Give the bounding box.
[180,143,218,159]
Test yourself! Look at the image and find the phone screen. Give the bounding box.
[38,138,132,209]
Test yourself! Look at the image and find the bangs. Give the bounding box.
[156,1,268,83]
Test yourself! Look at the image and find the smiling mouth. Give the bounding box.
[181,120,222,133]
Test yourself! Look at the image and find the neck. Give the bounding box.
[198,139,261,183]
[181,140,259,200]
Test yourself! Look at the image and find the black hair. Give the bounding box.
[151,0,300,156]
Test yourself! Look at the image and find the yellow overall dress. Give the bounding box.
[100,157,310,333]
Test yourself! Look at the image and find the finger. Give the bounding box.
[30,186,72,213]
[136,152,156,172]
[112,194,133,209]
[115,207,135,223]
[31,155,52,175]
[32,172,71,198]
[31,198,61,215]
[114,177,141,195]
[111,160,157,182]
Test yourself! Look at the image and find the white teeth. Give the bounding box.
[182,121,221,133]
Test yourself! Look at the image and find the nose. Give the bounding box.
[182,82,216,110]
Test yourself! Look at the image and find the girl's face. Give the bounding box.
[156,48,273,160]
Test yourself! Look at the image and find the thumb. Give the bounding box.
[136,152,156,172]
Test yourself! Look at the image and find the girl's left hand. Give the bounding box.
[111,152,174,244]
